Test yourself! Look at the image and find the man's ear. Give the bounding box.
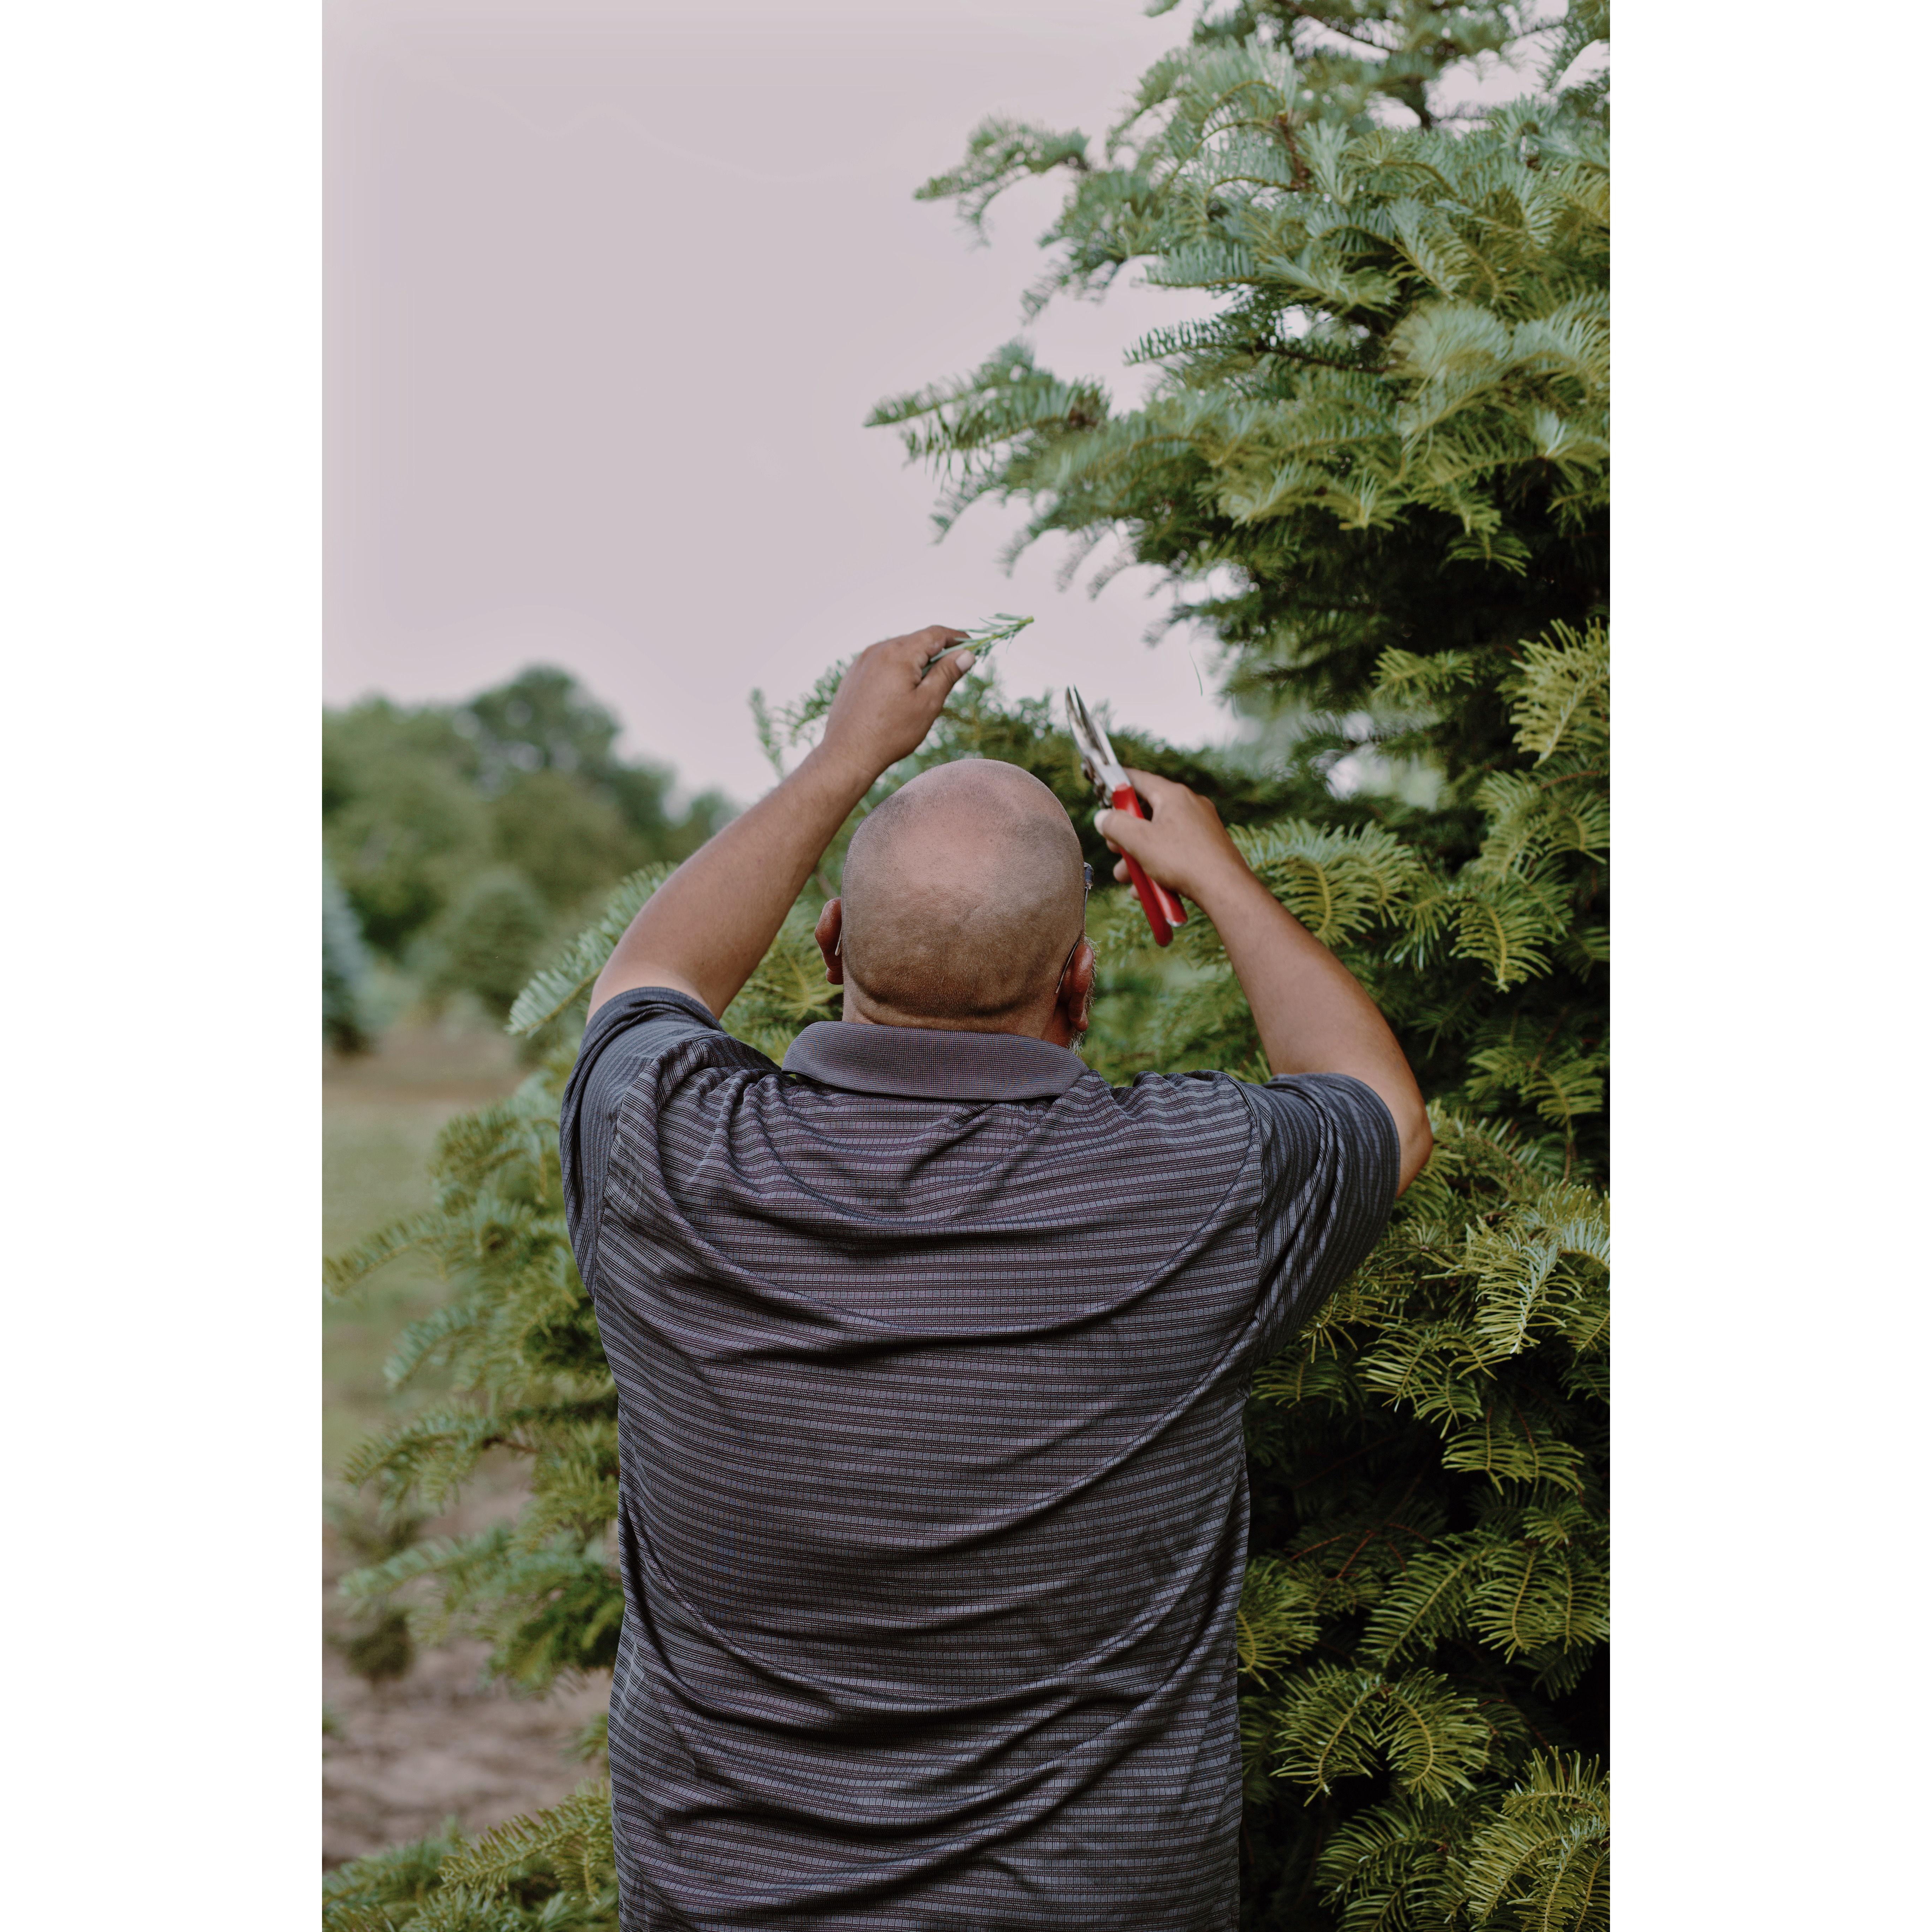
[1051,938,1096,1044]
[815,898,846,985]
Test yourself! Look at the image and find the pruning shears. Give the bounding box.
[1065,686,1188,948]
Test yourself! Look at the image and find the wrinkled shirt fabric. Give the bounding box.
[559,989,1398,1930]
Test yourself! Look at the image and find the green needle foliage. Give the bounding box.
[868,7,1610,1919]
[872,0,1608,746]
[961,610,1037,651]
[323,6,1608,1925]
[322,635,1608,1927]
[321,1788,618,1932]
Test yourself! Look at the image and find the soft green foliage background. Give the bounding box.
[323,5,1607,1926]
[324,667,732,1026]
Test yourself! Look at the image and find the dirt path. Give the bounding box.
[322,1475,610,1866]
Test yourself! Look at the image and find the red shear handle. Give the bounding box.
[1109,784,1188,947]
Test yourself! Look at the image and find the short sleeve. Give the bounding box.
[1236,1073,1401,1366]
[558,986,776,1294]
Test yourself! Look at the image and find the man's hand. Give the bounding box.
[1097,765,1434,1194]
[1093,768,1249,907]
[818,627,979,789]
[588,623,976,1022]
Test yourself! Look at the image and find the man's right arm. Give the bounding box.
[1095,771,1433,1194]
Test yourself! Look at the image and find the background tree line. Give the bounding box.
[323,667,732,1049]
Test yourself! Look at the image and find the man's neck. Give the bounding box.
[840,996,1066,1046]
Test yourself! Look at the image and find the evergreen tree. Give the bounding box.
[448,666,733,870]
[323,7,1608,1925]
[324,733,491,957]
[864,12,1612,1918]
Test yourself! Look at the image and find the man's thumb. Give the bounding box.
[1094,805,1150,853]
[932,647,976,690]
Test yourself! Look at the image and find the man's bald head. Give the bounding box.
[838,761,1085,1027]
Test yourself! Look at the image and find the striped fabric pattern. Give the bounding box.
[560,989,1398,1930]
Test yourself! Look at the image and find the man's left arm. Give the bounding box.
[589,625,978,1020]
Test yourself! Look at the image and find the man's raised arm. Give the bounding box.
[1096,771,1433,1193]
[589,626,977,1021]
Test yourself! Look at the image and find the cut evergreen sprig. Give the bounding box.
[943,611,1033,659]
[752,613,1033,774]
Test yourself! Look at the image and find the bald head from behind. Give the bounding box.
[815,761,1095,1042]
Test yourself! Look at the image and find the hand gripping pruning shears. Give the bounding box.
[1065,686,1188,948]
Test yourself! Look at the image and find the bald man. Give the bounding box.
[561,625,1431,1932]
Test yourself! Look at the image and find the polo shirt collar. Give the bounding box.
[780,1019,1087,1101]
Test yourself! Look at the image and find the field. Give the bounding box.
[323,1009,607,1866]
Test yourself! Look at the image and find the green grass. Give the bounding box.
[324,1097,462,1480]
[324,1009,525,1485]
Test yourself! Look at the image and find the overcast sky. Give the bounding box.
[326,0,1554,803]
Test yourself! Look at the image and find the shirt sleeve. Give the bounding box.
[1236,1073,1401,1367]
[557,986,777,1296]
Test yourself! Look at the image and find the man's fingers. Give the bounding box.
[1094,806,1153,856]
[912,644,976,704]
[929,647,976,692]
[1112,858,1131,886]
[892,624,966,664]
[1120,766,1185,807]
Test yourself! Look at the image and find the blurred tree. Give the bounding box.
[325,1500,426,1690]
[326,756,491,958]
[456,666,732,860]
[323,668,738,1020]
[324,698,479,815]
[457,667,624,790]
[323,853,375,1055]
[418,869,558,1021]
[488,770,646,914]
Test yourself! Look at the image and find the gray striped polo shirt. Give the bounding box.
[559,988,1397,1930]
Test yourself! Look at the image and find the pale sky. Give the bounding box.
[326,0,1556,803]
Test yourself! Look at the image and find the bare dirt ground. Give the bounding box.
[324,1010,610,1868]
[322,1474,610,1866]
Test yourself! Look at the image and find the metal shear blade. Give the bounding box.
[1064,687,1123,796]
